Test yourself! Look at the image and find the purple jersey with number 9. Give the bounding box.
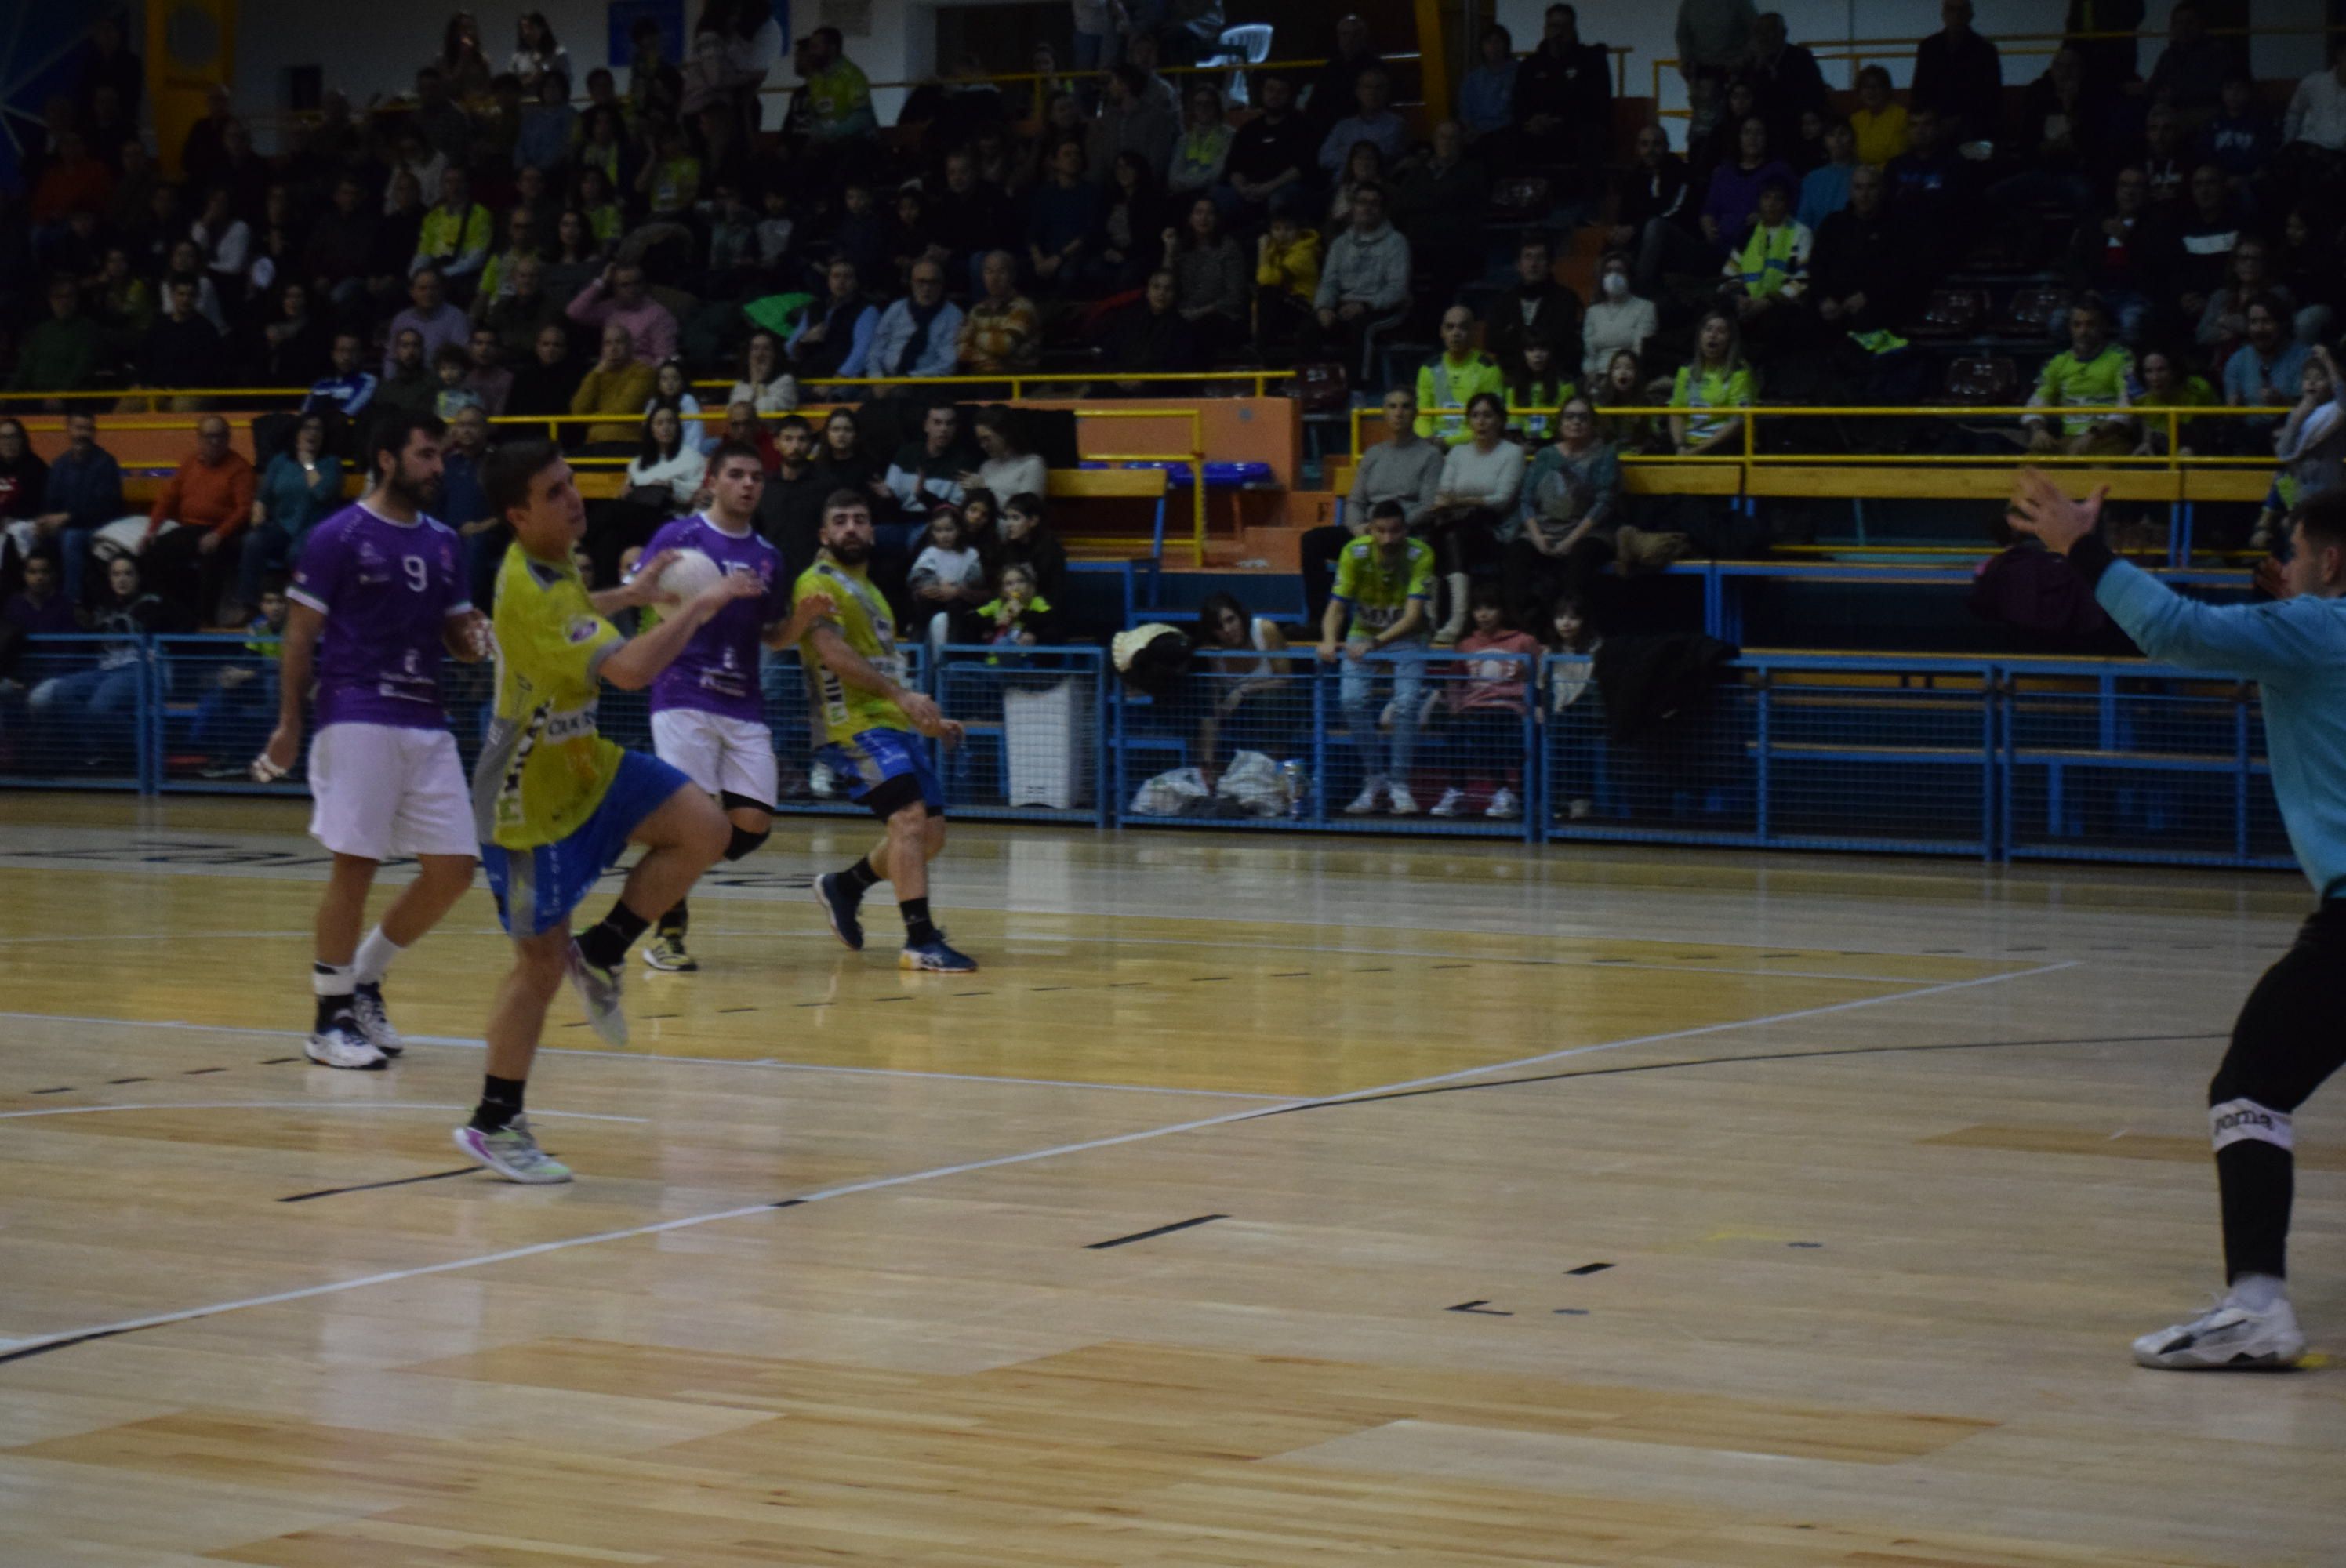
[289,500,472,731]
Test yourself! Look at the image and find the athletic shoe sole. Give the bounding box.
[305,1033,387,1071]
[452,1125,574,1185]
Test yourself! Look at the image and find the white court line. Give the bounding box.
[0,1102,647,1123]
[0,1011,1295,1102]
[0,960,2075,1363]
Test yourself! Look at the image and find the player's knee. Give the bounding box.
[722,824,770,862]
[887,800,928,837]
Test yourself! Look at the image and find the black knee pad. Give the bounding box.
[723,824,771,862]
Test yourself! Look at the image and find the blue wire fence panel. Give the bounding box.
[1542,656,1996,857]
[2000,664,2293,869]
[933,646,1106,823]
[758,644,926,818]
[2,635,151,791]
[1114,648,1538,837]
[152,634,296,793]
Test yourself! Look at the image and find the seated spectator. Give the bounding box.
[1429,587,1539,819]
[1883,107,1971,254]
[1507,394,1647,621]
[254,281,330,388]
[384,267,470,380]
[2130,347,2221,456]
[2203,73,2277,192]
[1810,164,1912,338]
[474,209,546,311]
[1327,139,1389,230]
[721,403,781,475]
[187,186,249,317]
[0,420,47,550]
[2065,167,2170,343]
[2261,343,2345,547]
[143,414,255,623]
[2172,163,2243,326]
[975,561,1060,657]
[1848,65,1909,167]
[1101,270,1200,388]
[884,403,974,526]
[1910,0,2003,147]
[729,331,799,416]
[1670,310,1757,456]
[1308,183,1411,383]
[907,504,987,645]
[793,27,877,144]
[1089,64,1177,184]
[1796,117,1856,232]
[1160,199,1246,364]
[566,260,679,366]
[1459,25,1518,147]
[2199,237,2312,367]
[1610,122,1704,292]
[1512,348,1575,448]
[790,258,880,381]
[1720,176,1812,348]
[1301,386,1444,621]
[572,323,659,447]
[139,276,221,395]
[1422,392,1523,641]
[867,261,964,381]
[635,121,702,223]
[625,408,709,521]
[507,323,582,426]
[1168,83,1235,201]
[2224,296,2311,448]
[9,274,102,393]
[957,488,1000,557]
[1415,306,1506,446]
[238,412,340,615]
[516,70,576,173]
[958,251,1043,376]
[1253,201,1322,357]
[1700,116,1796,253]
[1594,347,1667,452]
[813,408,895,513]
[2275,41,2346,203]
[1581,251,1659,383]
[1225,73,1315,225]
[1096,151,1174,295]
[411,167,492,296]
[4,553,77,635]
[2150,2,2239,128]
[89,248,154,367]
[1392,121,1489,303]
[27,556,186,766]
[645,357,714,454]
[2024,299,2135,456]
[994,491,1067,603]
[2141,107,2193,212]
[537,210,603,306]
[28,412,124,607]
[1499,3,1615,179]
[1317,68,1407,176]
[163,238,228,335]
[1187,589,1300,788]
[373,329,435,420]
[1488,234,1582,384]
[968,406,1046,505]
[430,343,481,421]
[1694,78,1763,180]
[462,326,512,419]
[1318,498,1433,817]
[1026,138,1108,296]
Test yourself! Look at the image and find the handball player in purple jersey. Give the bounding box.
[256,411,488,1069]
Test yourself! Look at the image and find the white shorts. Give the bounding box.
[652,708,778,810]
[307,723,478,862]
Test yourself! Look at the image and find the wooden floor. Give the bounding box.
[0,795,2338,1566]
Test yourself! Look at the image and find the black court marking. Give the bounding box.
[794,1001,832,1007]
[279,1167,478,1203]
[182,1067,227,1076]
[0,1327,140,1367]
[1789,1242,1824,1249]
[1554,1308,1590,1316]
[561,1020,593,1029]
[640,1014,679,1022]
[107,1077,148,1085]
[1189,976,1229,982]
[768,1197,805,1210]
[1030,986,1070,993]
[717,1007,757,1014]
[1250,1033,2230,1119]
[1447,1300,1512,1316]
[30,1087,74,1095]
[869,996,911,1004]
[1566,1262,1614,1276]
[260,1056,300,1065]
[1430,964,1472,970]
[1270,971,1309,978]
[955,990,990,996]
[1086,1213,1229,1250]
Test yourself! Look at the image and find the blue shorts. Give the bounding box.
[819,726,945,819]
[481,750,693,937]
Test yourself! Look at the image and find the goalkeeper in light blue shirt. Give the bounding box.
[2008,469,2346,1373]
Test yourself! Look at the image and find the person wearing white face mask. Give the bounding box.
[1580,252,1659,382]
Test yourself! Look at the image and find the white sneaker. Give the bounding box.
[1386,783,1418,815]
[2132,1296,2305,1370]
[565,941,629,1047]
[305,1020,386,1071]
[1429,788,1465,817]
[1343,780,1386,815]
[1567,797,1593,820]
[808,760,837,798]
[349,982,404,1058]
[1485,787,1520,818]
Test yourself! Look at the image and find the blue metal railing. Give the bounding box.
[2,636,2297,873]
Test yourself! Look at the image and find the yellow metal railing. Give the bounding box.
[1071,406,1207,562]
[5,368,1292,407]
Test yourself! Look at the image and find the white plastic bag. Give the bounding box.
[1130,765,1210,817]
[1215,750,1287,817]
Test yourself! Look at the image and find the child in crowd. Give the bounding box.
[1253,202,1321,354]
[958,487,1000,557]
[908,504,988,645]
[193,580,289,771]
[433,343,483,419]
[996,492,1066,601]
[1507,340,1574,445]
[1431,587,1539,819]
[977,561,1059,659]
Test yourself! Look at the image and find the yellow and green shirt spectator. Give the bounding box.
[416,200,492,281]
[1331,534,1436,641]
[1727,218,1812,302]
[1671,360,1757,446]
[2029,343,2134,437]
[1414,350,1506,446]
[801,60,876,141]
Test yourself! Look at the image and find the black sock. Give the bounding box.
[576,901,651,969]
[2217,1139,2294,1283]
[314,993,353,1033]
[470,1074,527,1133]
[657,898,688,941]
[900,896,938,947]
[841,856,881,893]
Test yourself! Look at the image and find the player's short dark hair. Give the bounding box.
[774,413,812,437]
[1368,499,1407,522]
[366,409,446,477]
[821,488,870,520]
[710,438,764,474]
[483,437,563,521]
[2293,489,2346,554]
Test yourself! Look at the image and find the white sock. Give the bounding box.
[353,926,404,987]
[312,961,355,998]
[2227,1272,2287,1312]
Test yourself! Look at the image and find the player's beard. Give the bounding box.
[383,465,443,514]
[827,538,871,565]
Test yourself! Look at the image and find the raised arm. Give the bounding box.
[600,572,764,690]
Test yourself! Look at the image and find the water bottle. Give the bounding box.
[1280,760,1306,818]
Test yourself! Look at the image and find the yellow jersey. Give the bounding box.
[794,555,912,746]
[471,546,626,849]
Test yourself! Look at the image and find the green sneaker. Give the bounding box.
[643,933,699,972]
[453,1113,573,1184]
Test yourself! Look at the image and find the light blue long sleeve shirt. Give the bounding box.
[865,299,964,379]
[2097,558,2346,898]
